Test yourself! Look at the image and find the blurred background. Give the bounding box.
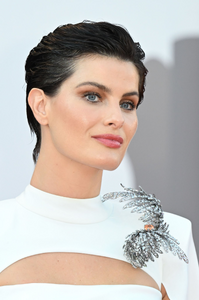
[0,0,198,255]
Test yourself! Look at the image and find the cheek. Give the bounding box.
[51,102,99,140]
[133,117,138,135]
[125,115,138,142]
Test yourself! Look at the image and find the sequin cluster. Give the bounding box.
[102,185,189,268]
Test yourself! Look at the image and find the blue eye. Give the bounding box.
[120,101,135,111]
[84,93,100,102]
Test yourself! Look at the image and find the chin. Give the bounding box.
[103,165,120,171]
[97,157,123,171]
[89,151,125,171]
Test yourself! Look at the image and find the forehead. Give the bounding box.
[69,55,139,92]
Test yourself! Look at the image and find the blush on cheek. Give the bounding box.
[127,118,138,141]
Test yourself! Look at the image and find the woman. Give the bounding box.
[0,21,198,300]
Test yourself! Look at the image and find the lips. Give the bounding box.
[92,134,123,148]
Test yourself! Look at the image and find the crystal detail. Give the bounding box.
[102,184,189,268]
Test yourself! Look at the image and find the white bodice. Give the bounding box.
[0,185,198,299]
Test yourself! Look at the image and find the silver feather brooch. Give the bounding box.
[102,184,189,268]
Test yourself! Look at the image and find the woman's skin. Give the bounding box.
[161,284,170,299]
[0,55,169,299]
[29,55,139,199]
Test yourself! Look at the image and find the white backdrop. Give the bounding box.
[0,0,199,199]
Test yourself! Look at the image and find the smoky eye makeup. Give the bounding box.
[120,100,136,111]
[83,92,102,103]
[76,84,138,109]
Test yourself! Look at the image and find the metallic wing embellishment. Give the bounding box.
[102,184,189,268]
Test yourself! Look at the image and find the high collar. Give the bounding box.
[17,185,113,224]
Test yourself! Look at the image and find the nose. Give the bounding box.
[103,103,125,129]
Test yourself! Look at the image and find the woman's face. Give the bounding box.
[45,55,139,171]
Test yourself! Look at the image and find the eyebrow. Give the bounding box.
[122,91,139,97]
[75,81,111,93]
[75,81,139,98]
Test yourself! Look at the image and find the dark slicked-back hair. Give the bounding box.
[25,21,148,163]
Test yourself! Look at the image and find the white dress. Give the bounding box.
[0,185,198,300]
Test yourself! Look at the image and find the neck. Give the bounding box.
[30,148,103,199]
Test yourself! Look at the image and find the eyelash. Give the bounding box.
[120,101,136,111]
[84,92,101,103]
[83,92,136,111]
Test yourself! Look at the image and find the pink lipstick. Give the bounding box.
[92,134,123,148]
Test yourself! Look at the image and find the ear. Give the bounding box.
[28,88,49,125]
